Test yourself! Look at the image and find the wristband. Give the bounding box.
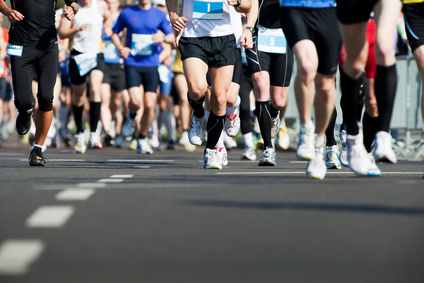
[245,27,254,34]
[71,5,77,15]
[235,0,242,6]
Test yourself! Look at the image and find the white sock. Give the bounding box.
[243,132,254,149]
[215,130,225,148]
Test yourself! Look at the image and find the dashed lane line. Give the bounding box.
[97,178,124,183]
[26,206,75,228]
[0,240,45,276]
[56,189,95,201]
[217,171,423,175]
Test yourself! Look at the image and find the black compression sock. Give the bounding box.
[374,64,397,132]
[206,111,225,149]
[187,92,205,118]
[255,101,272,148]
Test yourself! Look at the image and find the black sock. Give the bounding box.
[206,111,225,149]
[362,111,377,152]
[89,101,101,132]
[187,92,205,118]
[340,68,364,135]
[255,101,272,148]
[325,108,337,147]
[73,104,84,134]
[269,101,280,118]
[374,64,397,132]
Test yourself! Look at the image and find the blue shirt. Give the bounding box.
[113,5,173,67]
[280,0,335,8]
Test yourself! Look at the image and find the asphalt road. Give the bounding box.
[0,141,424,283]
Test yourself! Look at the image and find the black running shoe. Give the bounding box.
[16,110,33,135]
[29,147,47,166]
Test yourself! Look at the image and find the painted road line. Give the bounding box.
[77,183,107,188]
[0,240,45,275]
[97,178,124,183]
[134,166,151,169]
[108,159,175,163]
[217,171,423,175]
[26,206,75,228]
[110,174,133,178]
[56,189,95,201]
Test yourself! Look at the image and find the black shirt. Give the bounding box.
[258,0,281,29]
[7,0,77,46]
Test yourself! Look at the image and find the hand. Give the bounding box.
[118,47,131,59]
[227,0,239,7]
[171,16,188,33]
[6,9,24,24]
[63,6,75,21]
[241,29,253,49]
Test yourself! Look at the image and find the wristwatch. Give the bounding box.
[235,0,242,6]
[70,5,77,15]
[245,26,254,34]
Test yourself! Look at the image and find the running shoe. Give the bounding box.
[74,132,87,154]
[216,146,228,166]
[373,131,397,164]
[367,153,381,176]
[188,113,204,146]
[297,124,315,160]
[203,148,222,169]
[16,109,33,136]
[276,126,290,150]
[103,131,113,147]
[121,113,135,137]
[225,109,240,137]
[114,135,124,148]
[89,132,103,149]
[306,144,326,179]
[136,138,153,154]
[258,146,276,166]
[29,146,47,166]
[179,131,196,152]
[270,113,280,138]
[325,145,341,169]
[224,134,238,149]
[241,146,256,161]
[339,129,348,167]
[347,131,371,175]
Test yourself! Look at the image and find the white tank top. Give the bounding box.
[182,0,233,38]
[71,0,103,53]
[230,7,242,49]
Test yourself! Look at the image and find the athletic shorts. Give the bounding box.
[179,34,237,68]
[10,42,58,112]
[60,60,70,87]
[336,0,378,24]
[102,63,126,92]
[68,50,105,85]
[0,77,6,101]
[280,7,341,75]
[403,3,424,52]
[125,65,159,93]
[246,28,294,87]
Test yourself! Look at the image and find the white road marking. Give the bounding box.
[77,183,107,188]
[134,166,151,169]
[111,174,133,178]
[217,171,423,175]
[289,161,308,163]
[0,240,45,275]
[26,206,75,228]
[108,159,175,163]
[97,178,124,183]
[56,189,95,201]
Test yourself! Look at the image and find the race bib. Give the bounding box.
[73,52,97,76]
[193,0,223,20]
[103,39,118,61]
[257,25,287,54]
[7,44,23,57]
[131,34,153,56]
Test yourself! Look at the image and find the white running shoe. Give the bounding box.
[258,146,276,166]
[306,144,326,179]
[325,145,341,169]
[225,109,240,137]
[216,147,228,166]
[367,153,381,176]
[224,134,238,149]
[136,138,153,154]
[74,132,87,154]
[276,126,290,150]
[297,124,315,160]
[270,113,280,138]
[373,131,397,164]
[347,131,371,175]
[241,146,256,161]
[88,132,103,149]
[179,131,196,152]
[339,130,348,167]
[188,113,204,146]
[203,148,222,169]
